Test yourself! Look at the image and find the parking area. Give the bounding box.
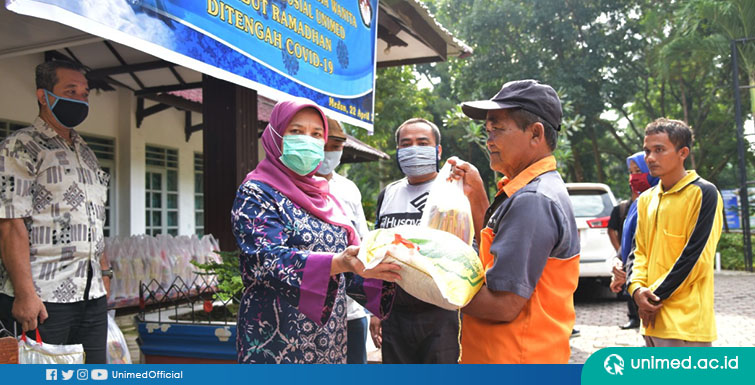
[569,271,755,364]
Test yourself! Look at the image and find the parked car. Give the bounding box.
[565,183,617,286]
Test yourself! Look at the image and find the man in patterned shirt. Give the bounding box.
[0,60,111,363]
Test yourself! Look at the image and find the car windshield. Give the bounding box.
[568,190,613,218]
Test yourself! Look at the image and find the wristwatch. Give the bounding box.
[101,268,114,279]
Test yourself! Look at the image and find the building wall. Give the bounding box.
[0,54,204,237]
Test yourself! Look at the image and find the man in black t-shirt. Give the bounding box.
[369,118,460,364]
[607,200,630,253]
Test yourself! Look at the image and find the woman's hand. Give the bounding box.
[331,246,401,282]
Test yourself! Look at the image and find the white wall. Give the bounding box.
[0,54,40,123]
[0,54,204,238]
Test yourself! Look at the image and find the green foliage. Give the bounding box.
[717,232,751,271]
[420,0,656,197]
[191,250,243,302]
[344,0,755,222]
[620,1,740,189]
[677,0,755,117]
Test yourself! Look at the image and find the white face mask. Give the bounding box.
[397,146,438,177]
[317,150,343,175]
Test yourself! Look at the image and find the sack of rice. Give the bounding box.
[357,225,484,310]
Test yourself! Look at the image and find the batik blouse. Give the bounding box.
[231,180,395,364]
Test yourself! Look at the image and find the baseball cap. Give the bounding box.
[461,79,563,130]
[327,118,347,141]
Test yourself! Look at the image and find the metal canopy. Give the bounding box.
[0,1,470,153]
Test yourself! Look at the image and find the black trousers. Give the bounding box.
[0,294,108,364]
[381,306,460,364]
[624,260,639,321]
[346,316,368,364]
[626,293,639,321]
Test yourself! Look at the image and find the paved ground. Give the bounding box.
[569,271,755,364]
[118,270,755,364]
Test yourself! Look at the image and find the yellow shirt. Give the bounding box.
[628,171,723,342]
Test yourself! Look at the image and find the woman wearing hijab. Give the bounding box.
[231,98,400,364]
[611,151,660,329]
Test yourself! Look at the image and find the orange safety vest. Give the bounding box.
[460,156,579,364]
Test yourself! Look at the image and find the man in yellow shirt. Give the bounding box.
[628,118,723,347]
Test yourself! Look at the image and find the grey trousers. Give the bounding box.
[644,335,713,347]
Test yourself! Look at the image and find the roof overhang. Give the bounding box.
[0,2,469,158]
[377,0,472,67]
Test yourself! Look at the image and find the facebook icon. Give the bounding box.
[46,369,57,381]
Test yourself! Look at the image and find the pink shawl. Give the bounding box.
[242,98,359,246]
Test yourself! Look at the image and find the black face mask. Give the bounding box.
[44,89,89,128]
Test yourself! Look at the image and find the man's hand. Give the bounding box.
[103,276,111,299]
[610,263,626,293]
[0,218,46,331]
[446,157,486,199]
[369,315,382,349]
[609,277,625,293]
[633,287,662,328]
[11,293,48,332]
[445,156,490,245]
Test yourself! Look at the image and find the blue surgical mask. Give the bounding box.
[44,89,89,128]
[397,146,438,177]
[317,150,342,175]
[269,128,325,176]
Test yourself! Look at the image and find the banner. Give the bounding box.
[583,347,754,385]
[0,363,584,385]
[6,0,378,131]
[720,189,740,229]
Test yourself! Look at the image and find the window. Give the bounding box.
[145,145,179,236]
[194,153,204,236]
[0,119,27,141]
[567,190,614,218]
[80,135,116,237]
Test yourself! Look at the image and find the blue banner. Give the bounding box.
[6,0,378,131]
[0,363,583,385]
[721,189,740,229]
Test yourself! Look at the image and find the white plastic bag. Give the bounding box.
[420,162,475,245]
[106,310,132,364]
[18,329,84,364]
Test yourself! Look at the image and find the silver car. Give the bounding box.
[565,183,618,285]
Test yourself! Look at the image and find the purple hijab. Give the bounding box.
[243,98,359,246]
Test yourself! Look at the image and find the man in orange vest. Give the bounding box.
[449,79,580,363]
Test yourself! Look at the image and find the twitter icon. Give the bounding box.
[61,370,74,381]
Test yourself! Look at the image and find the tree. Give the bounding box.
[612,1,742,186]
[677,0,755,118]
[421,0,652,197]
[345,66,434,222]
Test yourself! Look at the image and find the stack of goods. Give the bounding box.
[106,234,221,304]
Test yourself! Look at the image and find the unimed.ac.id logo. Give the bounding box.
[604,354,625,375]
